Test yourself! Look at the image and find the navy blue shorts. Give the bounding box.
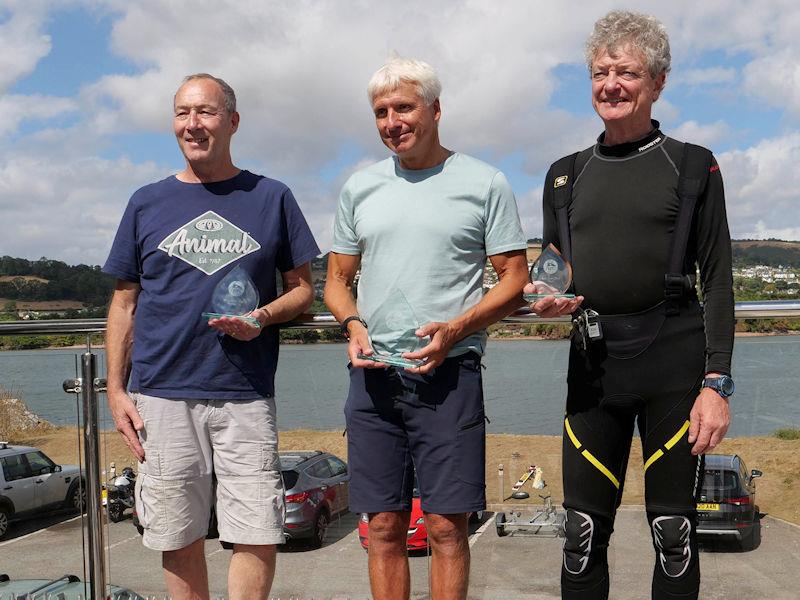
[344,352,486,515]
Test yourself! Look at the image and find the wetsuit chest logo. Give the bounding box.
[554,175,569,188]
[158,210,261,275]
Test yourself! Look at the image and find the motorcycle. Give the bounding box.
[107,466,136,523]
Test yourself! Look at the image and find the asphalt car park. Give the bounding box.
[1,506,799,599]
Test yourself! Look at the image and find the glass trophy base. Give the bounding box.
[357,353,424,368]
[523,293,576,302]
[202,312,261,328]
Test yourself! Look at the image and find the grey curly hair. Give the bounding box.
[585,10,671,78]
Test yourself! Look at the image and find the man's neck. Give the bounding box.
[177,162,241,183]
[601,118,653,146]
[397,144,452,171]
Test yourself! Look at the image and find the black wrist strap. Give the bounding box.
[341,315,367,337]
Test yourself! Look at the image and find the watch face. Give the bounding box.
[720,377,735,396]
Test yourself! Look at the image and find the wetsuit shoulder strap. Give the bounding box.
[550,152,579,264]
[665,142,713,314]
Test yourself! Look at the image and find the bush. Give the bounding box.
[773,428,800,440]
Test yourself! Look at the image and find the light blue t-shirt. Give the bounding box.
[332,152,527,357]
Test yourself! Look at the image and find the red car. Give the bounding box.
[358,484,483,552]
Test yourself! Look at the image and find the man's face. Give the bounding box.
[590,45,665,128]
[372,81,440,164]
[173,78,239,169]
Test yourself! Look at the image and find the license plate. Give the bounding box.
[697,503,719,511]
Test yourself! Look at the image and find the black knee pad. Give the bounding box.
[561,509,612,599]
[563,509,596,575]
[651,515,692,578]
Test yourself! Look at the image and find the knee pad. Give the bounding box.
[651,516,692,578]
[563,509,595,575]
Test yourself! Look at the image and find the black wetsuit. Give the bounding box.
[542,122,734,600]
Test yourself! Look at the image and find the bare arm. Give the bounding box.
[105,280,144,461]
[208,262,315,340]
[404,249,529,373]
[323,252,383,368]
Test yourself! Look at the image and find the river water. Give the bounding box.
[1,336,797,437]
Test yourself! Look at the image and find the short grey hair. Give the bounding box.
[176,73,237,113]
[585,10,671,78]
[367,57,442,106]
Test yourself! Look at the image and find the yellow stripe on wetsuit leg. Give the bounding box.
[564,417,620,489]
[643,420,691,472]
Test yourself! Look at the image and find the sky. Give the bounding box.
[1,0,799,266]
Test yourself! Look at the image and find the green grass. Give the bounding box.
[773,428,800,440]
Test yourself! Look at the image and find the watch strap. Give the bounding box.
[341,315,367,337]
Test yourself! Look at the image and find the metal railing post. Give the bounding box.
[63,351,107,600]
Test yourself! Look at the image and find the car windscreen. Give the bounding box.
[282,470,299,489]
[701,469,739,501]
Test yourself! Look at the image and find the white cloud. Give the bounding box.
[718,132,800,239]
[744,48,800,118]
[0,2,51,92]
[670,120,730,148]
[0,94,77,136]
[678,67,736,87]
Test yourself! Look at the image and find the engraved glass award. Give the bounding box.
[201,265,261,327]
[358,288,426,368]
[524,243,576,301]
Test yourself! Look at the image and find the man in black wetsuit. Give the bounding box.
[531,10,735,600]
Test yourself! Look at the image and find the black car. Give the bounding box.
[696,454,762,550]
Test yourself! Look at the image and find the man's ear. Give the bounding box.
[230,111,240,134]
[653,72,666,102]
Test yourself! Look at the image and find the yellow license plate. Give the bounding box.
[697,503,720,511]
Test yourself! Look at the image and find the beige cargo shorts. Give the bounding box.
[132,393,285,551]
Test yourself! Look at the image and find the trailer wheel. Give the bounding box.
[495,512,509,537]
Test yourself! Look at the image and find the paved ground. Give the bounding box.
[1,506,798,599]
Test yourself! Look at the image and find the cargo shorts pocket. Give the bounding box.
[455,415,486,488]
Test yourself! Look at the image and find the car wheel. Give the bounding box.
[495,512,509,537]
[739,521,761,551]
[0,507,9,540]
[108,503,124,523]
[64,481,86,513]
[310,510,329,549]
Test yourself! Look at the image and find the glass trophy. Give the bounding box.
[357,288,426,368]
[524,243,576,301]
[201,265,261,327]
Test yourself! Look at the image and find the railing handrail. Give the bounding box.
[0,300,798,336]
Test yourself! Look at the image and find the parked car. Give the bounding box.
[696,454,762,550]
[132,450,349,549]
[0,442,85,539]
[358,477,483,552]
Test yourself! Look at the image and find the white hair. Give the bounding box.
[585,10,671,78]
[367,57,442,105]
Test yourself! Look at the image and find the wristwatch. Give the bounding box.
[702,375,735,398]
[341,315,367,338]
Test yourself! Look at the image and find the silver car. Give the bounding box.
[0,442,85,539]
[281,451,349,548]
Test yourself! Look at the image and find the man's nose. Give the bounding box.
[603,71,619,92]
[386,110,402,131]
[186,109,200,130]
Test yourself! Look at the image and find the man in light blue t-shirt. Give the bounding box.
[324,57,570,600]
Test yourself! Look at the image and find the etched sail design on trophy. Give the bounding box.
[524,243,576,301]
[202,265,261,326]
[358,288,425,368]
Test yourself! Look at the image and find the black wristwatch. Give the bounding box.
[702,375,735,398]
[341,315,367,338]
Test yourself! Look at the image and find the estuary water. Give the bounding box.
[1,336,797,437]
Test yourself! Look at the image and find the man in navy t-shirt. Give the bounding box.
[103,73,319,600]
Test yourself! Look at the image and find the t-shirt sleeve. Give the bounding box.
[102,197,141,283]
[331,183,361,255]
[484,171,528,256]
[276,188,321,273]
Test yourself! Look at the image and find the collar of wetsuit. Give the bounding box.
[596,120,662,158]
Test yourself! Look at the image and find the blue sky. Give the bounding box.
[2,1,799,266]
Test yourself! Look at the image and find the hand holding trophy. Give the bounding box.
[202,265,262,328]
[523,244,576,302]
[357,288,427,369]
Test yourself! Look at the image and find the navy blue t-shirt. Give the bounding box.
[103,170,320,400]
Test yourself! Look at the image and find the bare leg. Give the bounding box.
[426,513,470,600]
[368,511,412,600]
[228,543,277,600]
[162,537,210,600]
